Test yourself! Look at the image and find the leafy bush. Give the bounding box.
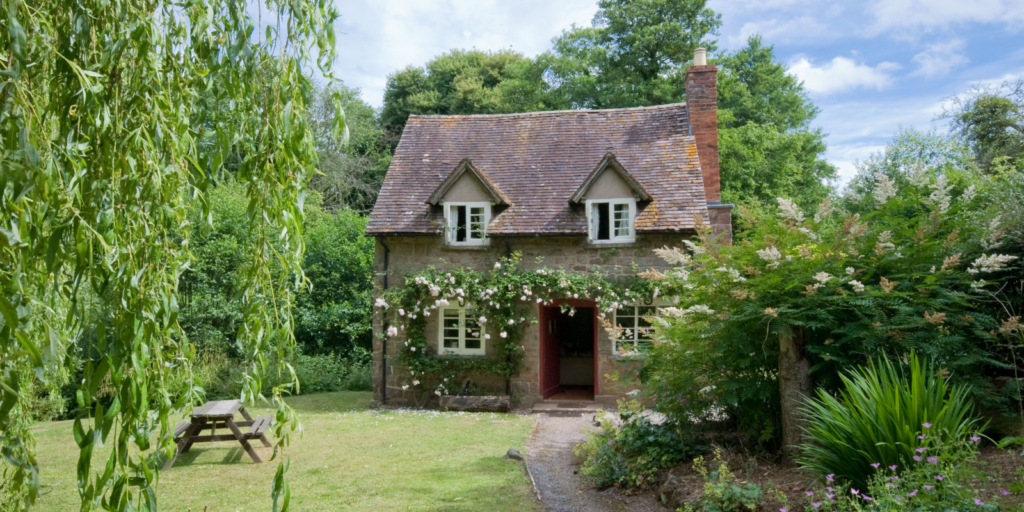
[194,349,372,399]
[799,354,984,489]
[680,450,764,512]
[575,399,699,489]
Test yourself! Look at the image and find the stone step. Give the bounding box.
[530,401,605,417]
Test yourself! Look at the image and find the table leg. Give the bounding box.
[162,423,199,470]
[182,420,204,454]
[225,418,262,463]
[239,407,254,422]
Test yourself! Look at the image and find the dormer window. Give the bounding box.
[587,199,635,243]
[445,202,490,246]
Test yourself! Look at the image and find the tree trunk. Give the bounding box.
[779,326,812,458]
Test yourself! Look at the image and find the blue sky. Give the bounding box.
[329,0,1024,187]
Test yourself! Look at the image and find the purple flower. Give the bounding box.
[927,457,938,464]
[826,474,834,482]
[895,497,902,501]
[812,503,822,509]
[935,475,945,481]
[871,463,881,469]
[863,496,874,501]
[826,493,835,499]
[851,489,860,495]
[970,436,981,442]
[889,465,898,470]
[915,447,927,453]
[806,491,814,496]
[780,509,789,512]
[918,434,926,439]
[913,456,923,462]
[908,489,918,497]
[974,499,984,506]
[826,487,834,492]
[1000,489,1012,496]
[922,422,932,428]
[924,485,934,490]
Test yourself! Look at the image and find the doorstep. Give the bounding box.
[530,401,605,417]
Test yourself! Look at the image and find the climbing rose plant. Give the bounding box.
[378,253,655,406]
[1,0,343,509]
[642,171,1016,446]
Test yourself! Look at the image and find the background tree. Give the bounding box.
[380,49,551,139]
[716,36,836,209]
[541,0,721,108]
[307,83,392,213]
[944,80,1024,172]
[0,0,341,509]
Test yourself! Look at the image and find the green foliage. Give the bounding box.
[680,450,764,512]
[307,83,393,213]
[382,253,654,404]
[716,36,835,209]
[643,165,1014,447]
[575,399,699,489]
[194,350,371,399]
[542,0,721,109]
[0,0,341,508]
[944,80,1024,173]
[798,355,984,489]
[380,49,551,137]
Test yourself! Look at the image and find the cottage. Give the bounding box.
[366,50,732,408]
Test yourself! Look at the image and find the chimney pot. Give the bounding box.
[694,47,707,66]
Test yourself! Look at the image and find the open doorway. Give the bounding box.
[540,304,596,401]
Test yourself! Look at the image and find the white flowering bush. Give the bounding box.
[378,253,655,406]
[642,175,1017,447]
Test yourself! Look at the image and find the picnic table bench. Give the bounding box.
[162,400,272,469]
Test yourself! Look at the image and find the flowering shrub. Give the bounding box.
[790,436,1011,511]
[574,399,700,489]
[643,169,1016,446]
[799,354,983,489]
[378,253,654,404]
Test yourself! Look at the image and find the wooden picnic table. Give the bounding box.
[162,400,272,469]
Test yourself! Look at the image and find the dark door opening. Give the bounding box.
[540,305,596,401]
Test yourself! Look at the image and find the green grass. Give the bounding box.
[31,392,539,511]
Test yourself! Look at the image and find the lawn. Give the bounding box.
[31,392,539,511]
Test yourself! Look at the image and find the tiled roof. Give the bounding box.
[365,103,709,235]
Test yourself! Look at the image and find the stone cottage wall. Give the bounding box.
[370,232,693,408]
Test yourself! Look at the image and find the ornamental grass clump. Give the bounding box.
[798,354,983,489]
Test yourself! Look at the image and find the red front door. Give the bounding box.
[540,306,561,399]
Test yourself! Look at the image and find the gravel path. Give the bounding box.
[525,414,665,512]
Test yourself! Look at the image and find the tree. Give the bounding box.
[307,83,392,213]
[716,36,835,209]
[0,0,341,509]
[944,80,1024,172]
[380,49,551,138]
[542,0,721,109]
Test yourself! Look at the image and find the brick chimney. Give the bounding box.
[685,48,720,203]
[686,48,732,243]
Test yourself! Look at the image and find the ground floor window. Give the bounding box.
[612,304,661,354]
[439,307,485,355]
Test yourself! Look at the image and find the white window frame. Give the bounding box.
[586,198,636,244]
[438,306,485,356]
[444,202,490,247]
[611,302,666,354]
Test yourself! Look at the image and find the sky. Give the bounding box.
[329,0,1024,187]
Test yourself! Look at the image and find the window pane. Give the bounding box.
[465,338,481,349]
[613,203,630,237]
[469,207,485,240]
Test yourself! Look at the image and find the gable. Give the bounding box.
[584,171,634,200]
[570,153,651,203]
[366,103,710,236]
[441,171,491,203]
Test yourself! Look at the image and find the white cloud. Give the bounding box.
[788,56,901,94]
[728,16,831,46]
[867,0,1024,33]
[910,39,969,78]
